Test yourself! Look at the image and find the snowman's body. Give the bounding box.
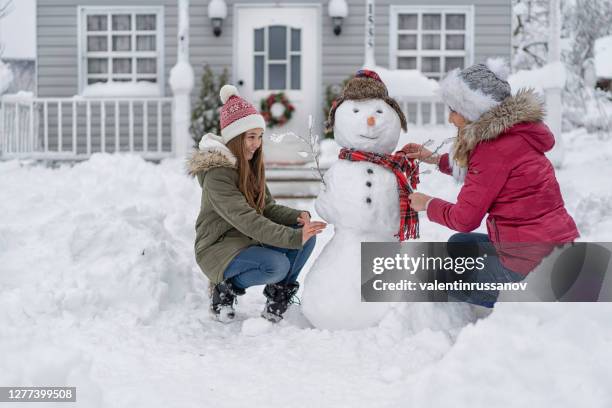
[302,97,404,330]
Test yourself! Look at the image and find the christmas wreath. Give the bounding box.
[260,92,295,128]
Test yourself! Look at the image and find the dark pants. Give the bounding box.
[223,234,316,290]
[444,233,525,308]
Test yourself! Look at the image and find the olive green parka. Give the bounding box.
[188,137,304,284]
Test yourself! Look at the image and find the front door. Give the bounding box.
[235,5,320,164]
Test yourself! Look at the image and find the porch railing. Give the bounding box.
[0,95,174,160]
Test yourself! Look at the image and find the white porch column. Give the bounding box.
[363,0,376,69]
[170,0,195,158]
[545,0,564,168]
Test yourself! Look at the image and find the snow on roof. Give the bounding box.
[81,81,161,98]
[507,62,567,94]
[0,0,35,60]
[373,66,439,98]
[594,35,612,79]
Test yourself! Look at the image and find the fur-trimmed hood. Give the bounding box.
[462,89,547,146]
[186,133,237,183]
[448,89,550,182]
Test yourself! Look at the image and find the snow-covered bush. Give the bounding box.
[0,59,13,94]
[511,0,612,138]
[190,65,229,145]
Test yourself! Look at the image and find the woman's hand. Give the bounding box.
[297,211,311,226]
[401,143,440,165]
[302,220,327,243]
[408,192,433,212]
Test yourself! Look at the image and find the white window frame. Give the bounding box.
[389,5,474,79]
[77,6,165,96]
[253,25,303,91]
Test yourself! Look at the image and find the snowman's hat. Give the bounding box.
[326,69,407,132]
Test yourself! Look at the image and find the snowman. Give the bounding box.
[302,70,419,330]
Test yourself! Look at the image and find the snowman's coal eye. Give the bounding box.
[353,108,359,113]
[376,109,383,114]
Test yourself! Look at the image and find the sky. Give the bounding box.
[0,0,35,59]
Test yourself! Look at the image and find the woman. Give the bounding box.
[188,85,326,322]
[404,61,579,307]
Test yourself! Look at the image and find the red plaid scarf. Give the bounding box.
[338,148,420,241]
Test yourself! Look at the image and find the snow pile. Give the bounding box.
[0,342,104,407]
[1,126,612,406]
[508,62,567,94]
[81,81,161,97]
[594,35,612,79]
[0,154,205,327]
[374,66,440,98]
[1,90,33,101]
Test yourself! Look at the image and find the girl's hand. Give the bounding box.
[297,211,311,226]
[302,220,327,243]
[408,192,433,212]
[401,143,439,165]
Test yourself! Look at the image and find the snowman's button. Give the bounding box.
[366,181,372,187]
[366,197,372,204]
[367,168,374,174]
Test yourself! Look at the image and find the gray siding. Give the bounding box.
[36,0,511,152]
[38,0,511,97]
[37,0,176,153]
[37,0,178,97]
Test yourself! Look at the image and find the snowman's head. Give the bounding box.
[333,99,402,154]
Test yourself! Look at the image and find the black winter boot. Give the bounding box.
[209,280,245,323]
[261,282,300,323]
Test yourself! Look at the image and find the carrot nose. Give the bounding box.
[367,116,376,127]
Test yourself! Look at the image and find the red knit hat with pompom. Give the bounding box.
[219,85,266,144]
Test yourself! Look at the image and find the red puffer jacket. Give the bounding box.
[427,90,579,275]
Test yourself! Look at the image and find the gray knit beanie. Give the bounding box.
[439,58,512,122]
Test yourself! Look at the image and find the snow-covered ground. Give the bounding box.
[1,127,612,407]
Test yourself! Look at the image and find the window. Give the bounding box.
[253,25,302,90]
[79,7,164,94]
[390,6,473,80]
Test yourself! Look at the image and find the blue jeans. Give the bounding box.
[223,234,316,290]
[444,233,525,308]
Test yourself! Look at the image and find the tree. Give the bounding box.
[190,65,229,145]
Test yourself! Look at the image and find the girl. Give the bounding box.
[404,61,579,307]
[188,85,326,322]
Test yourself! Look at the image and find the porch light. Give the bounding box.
[208,0,227,37]
[329,0,348,36]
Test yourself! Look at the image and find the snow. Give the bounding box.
[169,61,195,93]
[508,62,567,93]
[1,126,612,405]
[0,59,13,93]
[302,98,406,329]
[374,66,440,98]
[0,0,36,60]
[328,0,349,18]
[81,82,161,98]
[485,57,510,81]
[594,35,612,79]
[2,90,33,101]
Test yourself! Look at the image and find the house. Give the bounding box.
[1,0,512,161]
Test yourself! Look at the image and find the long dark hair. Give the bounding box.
[226,133,266,213]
